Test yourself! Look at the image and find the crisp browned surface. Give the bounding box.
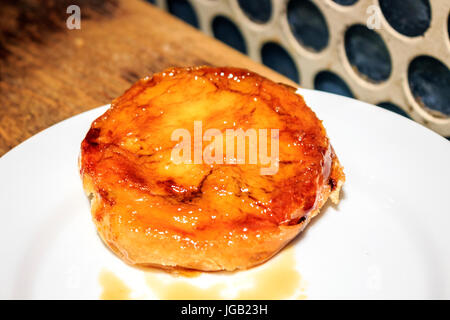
[80,66,344,271]
[0,0,295,156]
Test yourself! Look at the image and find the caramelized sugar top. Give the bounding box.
[81,67,330,240]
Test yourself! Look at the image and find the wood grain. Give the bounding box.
[0,0,295,156]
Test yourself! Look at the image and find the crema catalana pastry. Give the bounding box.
[79,66,345,271]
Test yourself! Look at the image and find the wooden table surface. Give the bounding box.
[0,0,294,156]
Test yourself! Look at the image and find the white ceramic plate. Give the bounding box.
[1,88,449,300]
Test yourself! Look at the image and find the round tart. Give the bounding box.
[80,66,344,271]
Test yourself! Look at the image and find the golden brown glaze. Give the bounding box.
[80,66,345,271]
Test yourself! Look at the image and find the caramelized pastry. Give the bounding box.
[80,66,344,271]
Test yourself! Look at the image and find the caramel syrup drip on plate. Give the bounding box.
[99,249,307,300]
[99,269,131,300]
